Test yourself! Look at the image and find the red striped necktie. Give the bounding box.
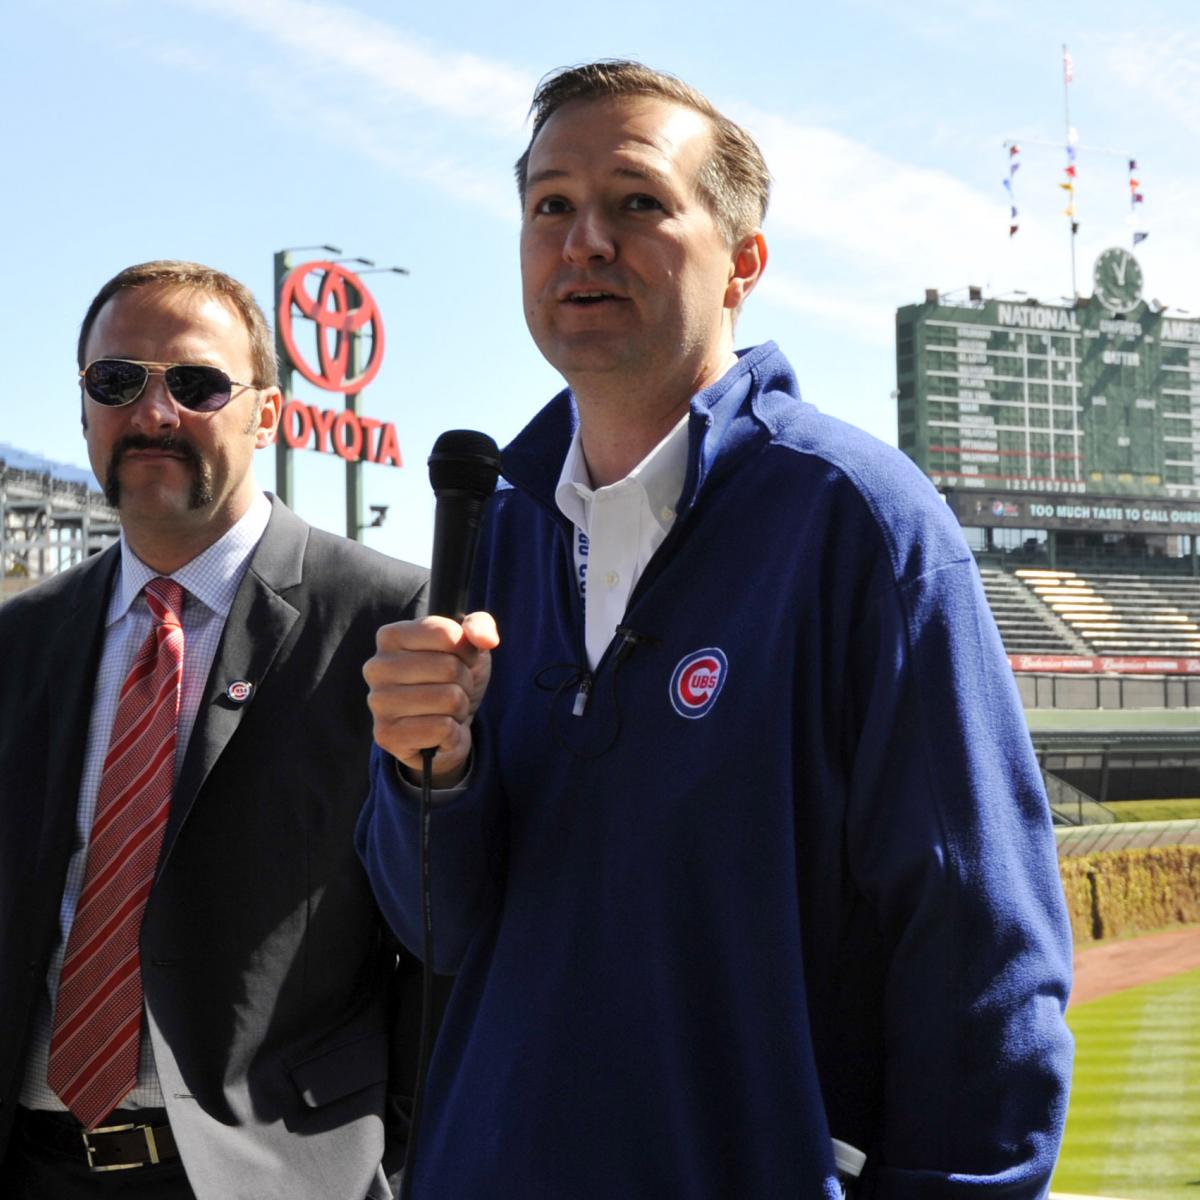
[48,577,186,1129]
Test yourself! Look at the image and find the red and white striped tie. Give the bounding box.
[48,577,185,1128]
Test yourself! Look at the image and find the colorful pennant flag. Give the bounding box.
[1129,159,1148,246]
[1005,143,1021,236]
[1063,47,1074,85]
[1063,137,1078,232]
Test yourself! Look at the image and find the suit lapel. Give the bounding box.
[37,548,120,880]
[161,499,307,859]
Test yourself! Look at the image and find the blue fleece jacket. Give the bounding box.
[358,343,1073,1199]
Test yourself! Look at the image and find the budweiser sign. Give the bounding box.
[1009,654,1200,675]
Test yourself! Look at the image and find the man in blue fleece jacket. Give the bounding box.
[357,60,1073,1198]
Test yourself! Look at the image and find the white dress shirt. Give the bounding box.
[554,413,690,669]
[22,491,272,1112]
[412,412,693,800]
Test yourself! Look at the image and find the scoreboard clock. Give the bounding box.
[1092,247,1144,313]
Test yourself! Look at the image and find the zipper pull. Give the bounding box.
[572,673,593,716]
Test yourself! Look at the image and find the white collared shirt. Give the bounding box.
[22,491,273,1112]
[409,413,693,801]
[554,414,690,669]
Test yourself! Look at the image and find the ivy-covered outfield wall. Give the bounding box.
[1059,846,1200,944]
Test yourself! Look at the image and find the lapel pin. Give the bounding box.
[225,680,254,704]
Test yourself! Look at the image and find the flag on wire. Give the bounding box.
[1129,159,1148,246]
[1064,139,1078,230]
[1004,143,1020,235]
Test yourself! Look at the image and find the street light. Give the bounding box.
[278,243,343,255]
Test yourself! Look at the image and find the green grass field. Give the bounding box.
[1026,709,1200,734]
[1051,967,1200,1199]
[1104,799,1200,823]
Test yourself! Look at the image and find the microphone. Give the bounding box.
[426,430,502,619]
[402,429,500,1200]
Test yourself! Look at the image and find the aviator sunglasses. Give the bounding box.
[80,358,256,413]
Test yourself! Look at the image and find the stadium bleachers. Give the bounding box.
[978,567,1089,656]
[1012,568,1200,656]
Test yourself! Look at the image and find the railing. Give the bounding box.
[1043,770,1116,825]
[1016,671,1200,709]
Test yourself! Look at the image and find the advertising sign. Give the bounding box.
[276,260,401,466]
[945,489,1200,535]
[1009,654,1200,674]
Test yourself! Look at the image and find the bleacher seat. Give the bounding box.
[1013,569,1200,655]
[977,567,1087,655]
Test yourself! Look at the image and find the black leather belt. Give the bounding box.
[16,1106,180,1171]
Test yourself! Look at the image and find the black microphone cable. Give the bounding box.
[400,431,500,1200]
[398,748,438,1200]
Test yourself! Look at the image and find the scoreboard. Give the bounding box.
[896,250,1200,514]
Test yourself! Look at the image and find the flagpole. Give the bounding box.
[1062,43,1077,298]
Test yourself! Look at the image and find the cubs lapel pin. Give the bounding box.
[225,680,254,705]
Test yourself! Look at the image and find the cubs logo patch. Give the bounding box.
[669,648,728,720]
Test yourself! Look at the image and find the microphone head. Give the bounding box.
[428,429,501,498]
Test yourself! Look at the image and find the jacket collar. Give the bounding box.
[500,342,796,523]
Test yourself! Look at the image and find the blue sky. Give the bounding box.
[3,0,1197,567]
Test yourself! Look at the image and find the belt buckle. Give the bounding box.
[82,1121,160,1172]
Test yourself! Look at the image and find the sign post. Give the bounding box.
[272,250,298,508]
[344,282,363,540]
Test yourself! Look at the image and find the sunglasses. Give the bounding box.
[79,358,256,413]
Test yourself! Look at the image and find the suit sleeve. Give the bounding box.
[846,557,1073,1199]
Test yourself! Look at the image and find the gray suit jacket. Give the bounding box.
[0,496,428,1199]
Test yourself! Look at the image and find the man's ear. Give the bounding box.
[724,232,768,311]
[254,387,283,448]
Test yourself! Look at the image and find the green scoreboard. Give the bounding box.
[896,250,1200,525]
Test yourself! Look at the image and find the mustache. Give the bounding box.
[109,434,204,472]
[103,434,208,509]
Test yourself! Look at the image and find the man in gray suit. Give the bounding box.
[0,261,426,1198]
